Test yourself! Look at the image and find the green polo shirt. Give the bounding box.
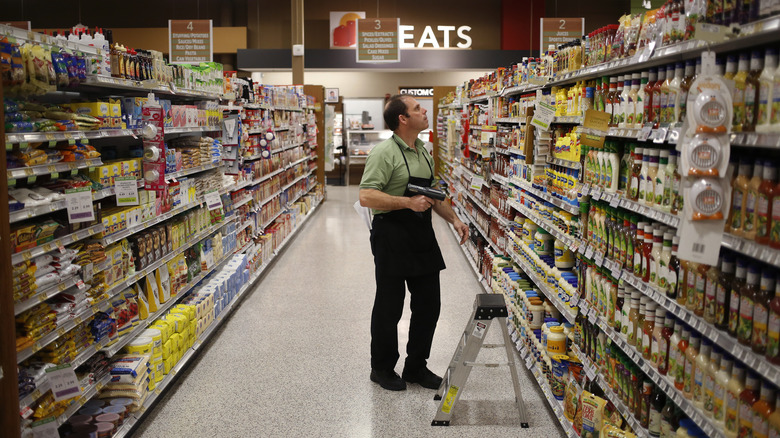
[360,134,435,215]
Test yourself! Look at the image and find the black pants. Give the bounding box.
[370,267,441,372]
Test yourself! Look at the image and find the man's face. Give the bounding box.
[401,97,428,131]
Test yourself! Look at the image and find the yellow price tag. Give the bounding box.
[68,163,78,170]
[79,397,87,406]
[68,139,76,145]
[47,165,57,173]
[57,328,66,336]
[71,234,79,242]
[74,316,83,325]
[95,344,101,352]
[33,342,41,352]
[38,294,47,302]
[59,283,67,291]
[45,133,56,141]
[24,168,34,176]
[48,140,56,147]
[5,142,11,151]
[31,389,41,400]
[9,179,16,187]
[23,252,32,261]
[28,175,36,183]
[64,133,73,139]
[42,244,53,252]
[51,172,59,179]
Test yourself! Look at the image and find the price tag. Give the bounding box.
[638,123,654,141]
[76,280,86,290]
[114,176,139,206]
[45,364,82,402]
[31,417,60,438]
[570,295,580,307]
[609,194,620,208]
[585,246,594,259]
[594,251,604,267]
[588,309,597,324]
[204,191,223,211]
[65,187,95,224]
[580,184,591,197]
[578,243,588,255]
[531,101,555,131]
[591,186,602,200]
[585,365,597,381]
[83,262,94,283]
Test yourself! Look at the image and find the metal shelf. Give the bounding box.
[165,161,223,180]
[506,176,580,215]
[12,223,104,265]
[730,132,780,149]
[7,158,103,180]
[14,275,80,316]
[6,125,221,146]
[547,157,581,170]
[721,233,780,266]
[80,75,223,100]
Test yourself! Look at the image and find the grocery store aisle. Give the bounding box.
[133,186,563,438]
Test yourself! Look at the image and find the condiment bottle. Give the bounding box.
[694,262,710,317]
[649,228,664,286]
[627,73,640,128]
[651,307,666,365]
[713,355,733,426]
[725,363,746,438]
[768,394,780,438]
[668,318,683,382]
[621,285,633,339]
[733,53,750,132]
[644,68,658,126]
[715,254,737,331]
[678,250,690,307]
[768,275,780,365]
[671,150,684,214]
[658,232,673,294]
[703,346,721,416]
[606,76,619,126]
[650,385,666,437]
[639,149,652,204]
[628,290,642,346]
[658,313,674,376]
[729,259,748,338]
[630,147,644,201]
[615,284,625,334]
[634,221,647,277]
[693,338,711,408]
[660,64,674,124]
[728,158,752,235]
[744,49,763,132]
[770,178,780,250]
[642,224,654,282]
[652,67,666,128]
[667,236,682,300]
[754,383,776,438]
[756,48,778,132]
[661,151,677,212]
[738,374,761,438]
[745,160,765,240]
[646,149,660,206]
[655,150,669,208]
[738,265,761,345]
[704,257,722,324]
[683,332,701,400]
[638,296,648,352]
[674,326,690,391]
[667,62,684,124]
[660,397,679,438]
[756,161,777,245]
[752,270,775,354]
[643,302,657,360]
[685,261,700,311]
[641,378,653,428]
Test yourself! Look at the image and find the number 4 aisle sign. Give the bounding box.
[169,19,213,64]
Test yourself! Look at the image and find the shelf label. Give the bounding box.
[46,364,81,402]
[583,109,610,133]
[115,176,139,206]
[638,123,654,141]
[470,176,486,190]
[531,102,555,131]
[204,191,223,211]
[609,194,621,208]
[585,246,594,259]
[31,417,59,438]
[65,187,95,224]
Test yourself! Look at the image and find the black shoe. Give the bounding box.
[402,367,442,389]
[370,369,407,391]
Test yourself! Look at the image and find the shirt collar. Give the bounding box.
[392,133,425,152]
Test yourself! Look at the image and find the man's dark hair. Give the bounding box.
[384,95,409,131]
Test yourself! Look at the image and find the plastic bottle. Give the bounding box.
[768,394,780,438]
[650,385,666,437]
[634,221,647,277]
[658,232,673,294]
[772,57,780,133]
[715,254,737,331]
[667,236,682,300]
[693,339,711,409]
[752,270,775,354]
[771,181,780,249]
[652,307,667,366]
[739,266,761,345]
[669,319,683,381]
[754,383,776,438]
[738,374,761,438]
[630,147,644,201]
[661,400,680,438]
[703,346,721,416]
[671,150,684,215]
[627,73,641,128]
[628,290,642,346]
[674,326,690,391]
[713,355,733,426]
[621,286,633,339]
[641,378,653,428]
[639,149,652,203]
[644,68,658,126]
[725,363,746,438]
[606,76,619,126]
[729,259,748,338]
[652,67,667,128]
[643,302,657,360]
[646,149,660,206]
[745,50,764,132]
[756,48,778,132]
[733,53,750,132]
[728,158,752,235]
[769,275,780,365]
[667,63,684,124]
[649,228,664,286]
[685,261,700,311]
[683,333,701,400]
[678,59,696,123]
[642,224,654,282]
[757,162,778,245]
[704,257,722,324]
[745,160,765,240]
[655,150,669,207]
[660,64,674,124]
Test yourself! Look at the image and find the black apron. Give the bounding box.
[370,139,446,277]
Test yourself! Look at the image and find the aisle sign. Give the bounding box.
[46,364,81,402]
[356,18,400,63]
[115,176,139,206]
[540,18,584,56]
[65,187,95,224]
[169,20,213,64]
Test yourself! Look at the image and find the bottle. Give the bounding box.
[769,276,780,365]
[771,179,780,250]
[729,259,748,338]
[627,73,641,128]
[685,261,701,312]
[655,150,669,207]
[733,53,751,132]
[644,68,657,126]
[630,147,644,201]
[728,158,752,235]
[752,271,775,354]
[745,160,765,240]
[638,296,649,352]
[636,71,649,128]
[667,236,682,300]
[671,150,684,215]
[703,346,721,416]
[738,374,761,438]
[643,302,657,360]
[713,355,733,426]
[679,59,696,123]
[615,284,625,334]
[754,383,776,438]
[704,257,722,324]
[651,307,666,366]
[658,232,673,294]
[772,58,780,133]
[674,326,690,391]
[652,67,667,128]
[620,144,633,193]
[646,149,660,206]
[626,215,638,273]
[678,252,690,307]
[642,224,654,282]
[716,254,737,331]
[606,143,620,193]
[756,49,778,132]
[725,363,746,438]
[768,394,780,438]
[683,332,701,400]
[660,396,678,438]
[661,151,677,212]
[739,266,761,345]
[693,338,711,409]
[660,64,674,124]
[650,385,666,437]
[641,378,653,429]
[628,290,642,346]
[634,221,647,278]
[639,149,652,204]
[744,50,764,132]
[756,162,778,245]
[666,63,684,124]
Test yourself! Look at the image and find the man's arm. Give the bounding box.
[359,188,433,213]
[432,199,469,245]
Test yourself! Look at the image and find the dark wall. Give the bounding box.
[545,0,632,34]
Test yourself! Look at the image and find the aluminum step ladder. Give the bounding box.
[432,293,529,428]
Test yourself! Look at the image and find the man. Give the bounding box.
[359,95,469,391]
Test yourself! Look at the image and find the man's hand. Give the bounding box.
[407,195,434,212]
[454,219,469,245]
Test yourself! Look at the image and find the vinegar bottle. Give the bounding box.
[629,147,644,201]
[728,158,752,235]
[713,354,733,426]
[715,254,737,331]
[685,261,701,312]
[756,161,777,246]
[733,53,750,132]
[725,363,746,438]
[738,374,761,438]
[678,59,696,123]
[704,257,722,324]
[683,332,700,400]
[642,224,654,282]
[674,326,690,391]
[644,68,657,127]
[744,160,765,240]
[752,270,775,355]
[738,266,761,345]
[634,221,647,278]
[744,49,764,132]
[729,259,748,338]
[667,236,682,300]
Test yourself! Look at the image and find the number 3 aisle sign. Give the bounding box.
[356,18,400,63]
[540,18,584,56]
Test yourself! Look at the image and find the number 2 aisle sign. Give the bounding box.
[169,20,213,64]
[540,18,584,56]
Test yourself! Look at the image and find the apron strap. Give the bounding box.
[394,135,433,183]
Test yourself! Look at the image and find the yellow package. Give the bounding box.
[157,267,171,303]
[161,338,172,360]
[144,273,160,312]
[150,319,173,342]
[581,391,607,438]
[135,283,149,320]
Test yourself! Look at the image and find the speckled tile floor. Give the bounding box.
[132,186,565,438]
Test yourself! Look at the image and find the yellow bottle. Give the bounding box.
[725,364,746,438]
[744,160,764,240]
[733,53,750,133]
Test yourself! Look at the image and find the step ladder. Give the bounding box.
[431,293,529,428]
